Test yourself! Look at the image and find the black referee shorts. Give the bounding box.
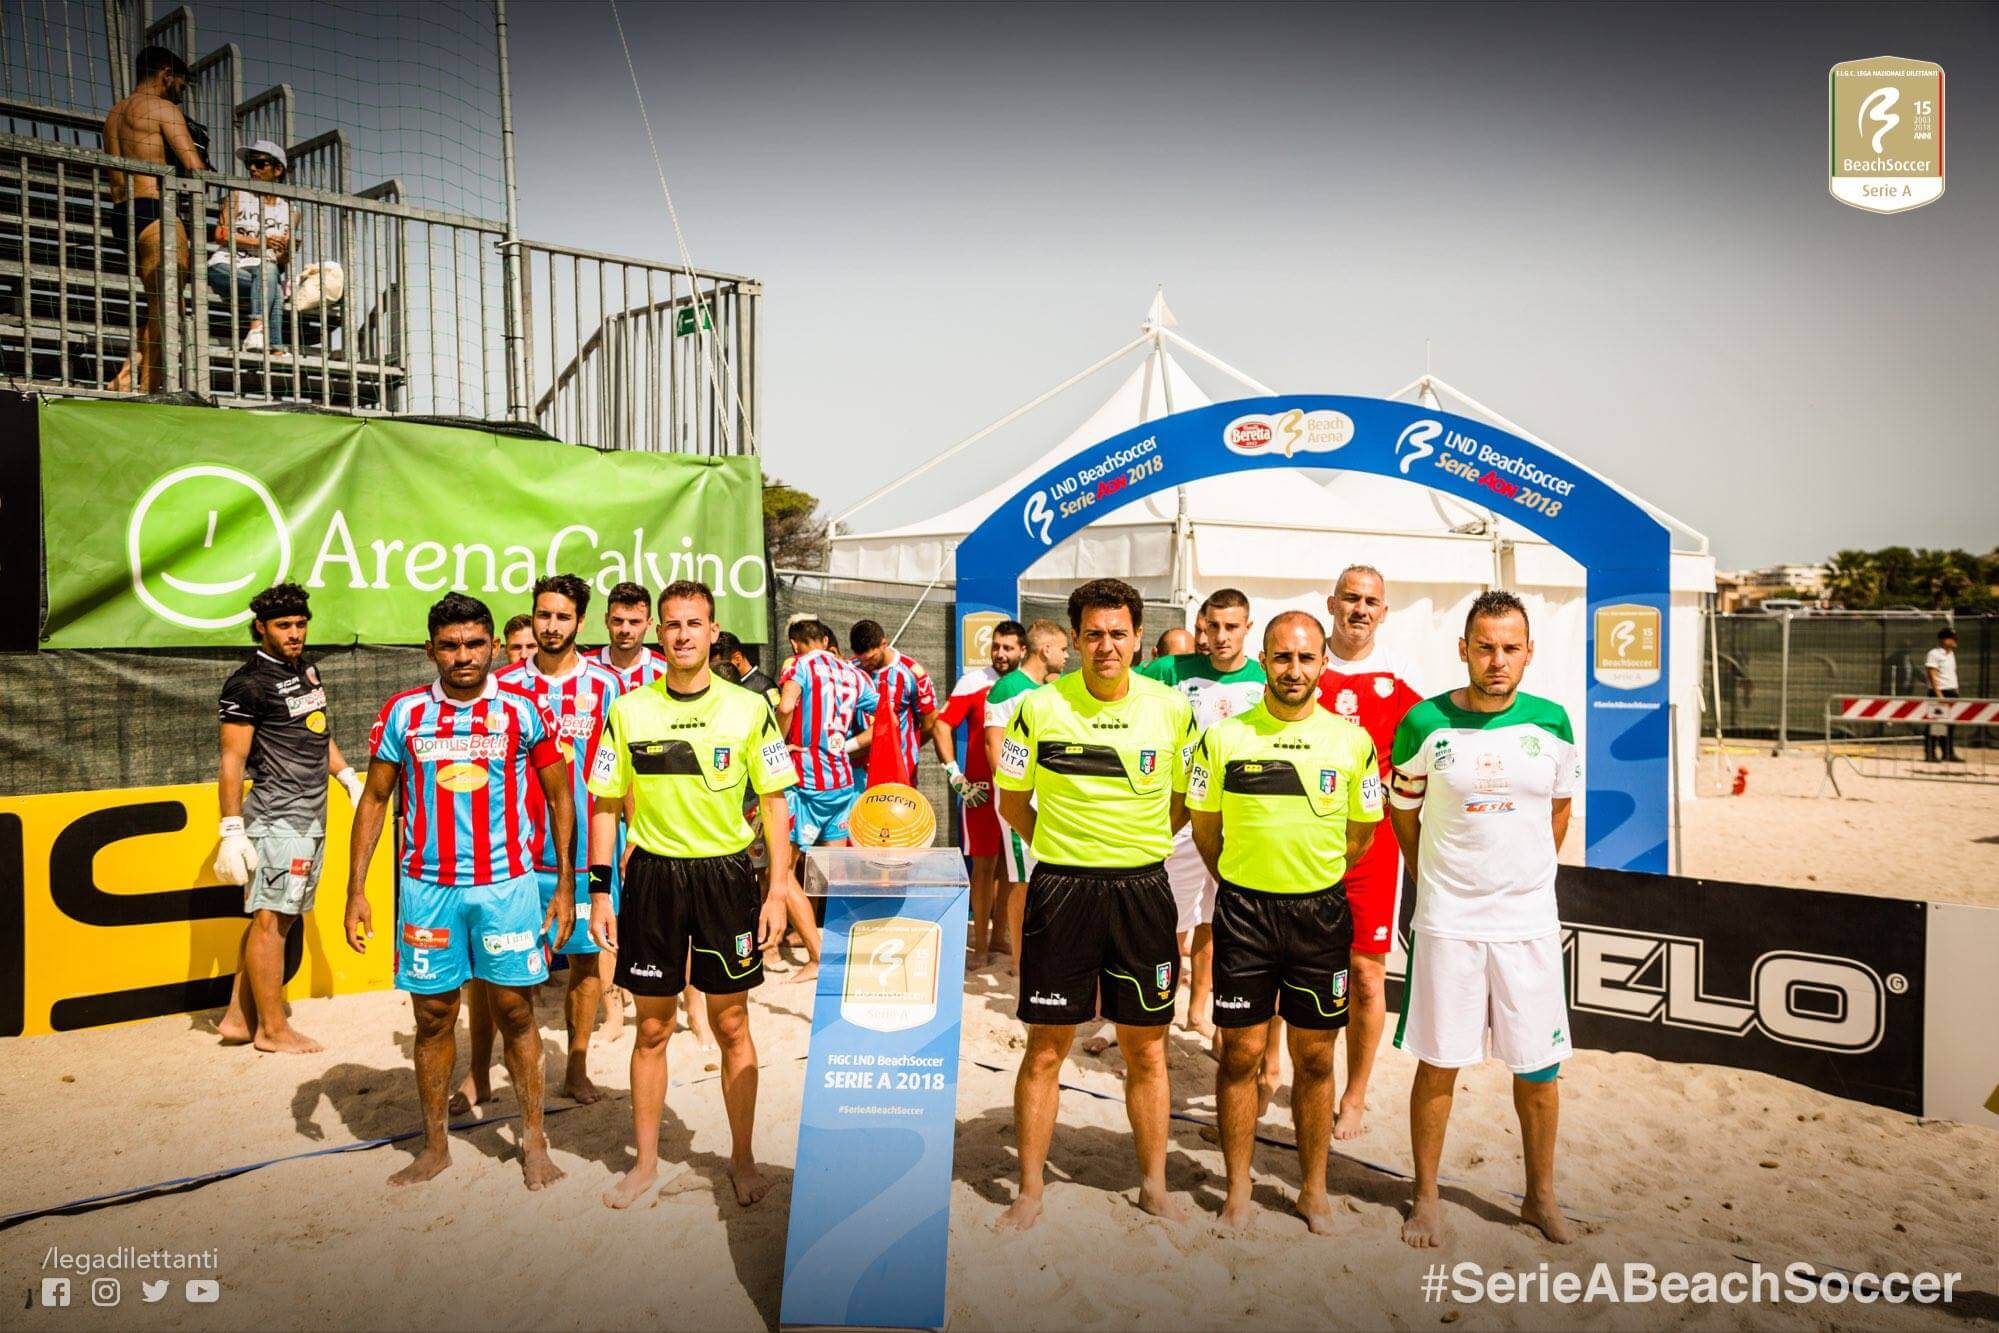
[1017,861,1178,1028]
[615,848,763,997]
[1211,880,1352,1030]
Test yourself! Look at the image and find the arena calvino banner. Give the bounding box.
[35,398,769,647]
[0,781,394,1038]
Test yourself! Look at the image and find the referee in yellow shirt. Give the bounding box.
[584,580,799,1213]
[994,578,1197,1230]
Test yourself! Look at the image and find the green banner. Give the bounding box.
[39,400,768,646]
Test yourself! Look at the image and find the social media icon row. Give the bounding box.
[39,1276,219,1306]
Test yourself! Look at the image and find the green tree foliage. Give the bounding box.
[764,478,828,571]
[1822,544,1993,610]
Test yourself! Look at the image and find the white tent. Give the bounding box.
[828,301,1717,809]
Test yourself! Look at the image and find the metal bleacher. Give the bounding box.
[3,0,761,451]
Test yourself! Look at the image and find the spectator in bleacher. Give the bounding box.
[207,140,293,355]
[103,45,205,393]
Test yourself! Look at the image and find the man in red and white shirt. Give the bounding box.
[592,581,669,690]
[940,619,1025,963]
[1316,564,1423,1141]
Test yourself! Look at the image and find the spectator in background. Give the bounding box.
[103,45,204,392]
[502,614,535,666]
[714,632,778,706]
[207,140,292,355]
[1925,627,1960,763]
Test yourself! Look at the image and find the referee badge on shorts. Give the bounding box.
[735,931,752,959]
[1332,969,1349,1000]
[1155,961,1172,994]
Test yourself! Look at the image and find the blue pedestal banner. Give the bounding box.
[780,850,970,1332]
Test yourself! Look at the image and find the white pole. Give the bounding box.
[1156,334,1194,616]
[1157,327,1277,397]
[828,331,1152,533]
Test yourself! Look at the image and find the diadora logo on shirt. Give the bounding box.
[666,719,706,731]
[1091,718,1131,730]
[1272,738,1311,751]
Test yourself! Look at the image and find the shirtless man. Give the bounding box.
[103,46,204,393]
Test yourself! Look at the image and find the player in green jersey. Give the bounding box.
[1187,610,1383,1233]
[994,579,1196,1230]
[584,580,800,1212]
[1139,589,1265,1042]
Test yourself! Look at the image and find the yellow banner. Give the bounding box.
[0,781,393,1037]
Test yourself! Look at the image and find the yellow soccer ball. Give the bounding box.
[848,783,936,849]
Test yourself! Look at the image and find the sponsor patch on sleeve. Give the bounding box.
[589,738,620,785]
[1360,773,1383,806]
[1186,762,1209,801]
[998,736,1030,779]
[760,738,796,778]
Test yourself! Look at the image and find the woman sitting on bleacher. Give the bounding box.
[207,138,292,355]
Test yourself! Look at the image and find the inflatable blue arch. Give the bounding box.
[954,394,1671,873]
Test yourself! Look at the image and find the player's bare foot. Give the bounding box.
[782,962,820,986]
[449,1072,494,1117]
[253,1027,323,1054]
[217,1013,252,1045]
[1296,1189,1337,1236]
[728,1160,774,1207]
[1219,1193,1255,1230]
[1137,1179,1188,1222]
[1333,1097,1368,1140]
[603,1162,658,1209]
[562,1056,602,1105]
[388,1146,451,1187]
[996,1194,1044,1231]
[1521,1193,1572,1244]
[520,1139,565,1191]
[1402,1194,1443,1248]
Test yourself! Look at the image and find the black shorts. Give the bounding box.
[1017,861,1178,1028]
[1211,881,1352,1030]
[614,849,763,996]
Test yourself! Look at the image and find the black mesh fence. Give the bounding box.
[1703,613,1994,743]
[0,644,432,797]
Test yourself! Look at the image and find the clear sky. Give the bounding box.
[507,1,1995,569]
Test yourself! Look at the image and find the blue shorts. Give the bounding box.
[789,785,858,846]
[396,871,550,994]
[538,866,616,956]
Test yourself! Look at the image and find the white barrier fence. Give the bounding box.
[1823,695,1998,793]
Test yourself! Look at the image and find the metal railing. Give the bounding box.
[233,83,292,156]
[1822,695,1997,792]
[2,130,763,449]
[184,40,238,168]
[516,239,759,454]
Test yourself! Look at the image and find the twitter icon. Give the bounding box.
[140,1280,169,1303]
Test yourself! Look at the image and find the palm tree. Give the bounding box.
[1823,549,1881,609]
[1910,549,1973,609]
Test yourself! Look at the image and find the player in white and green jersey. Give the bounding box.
[1186,611,1382,1234]
[981,618,1069,967]
[1387,591,1579,1249]
[994,580,1196,1231]
[1138,588,1265,1041]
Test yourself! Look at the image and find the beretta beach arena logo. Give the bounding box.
[1828,57,1944,214]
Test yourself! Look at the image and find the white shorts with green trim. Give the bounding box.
[1165,825,1219,932]
[999,815,1035,884]
[1393,930,1573,1074]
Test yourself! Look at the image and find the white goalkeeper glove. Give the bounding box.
[335,766,364,807]
[945,762,987,807]
[216,816,258,886]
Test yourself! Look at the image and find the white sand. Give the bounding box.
[3,763,1996,1329]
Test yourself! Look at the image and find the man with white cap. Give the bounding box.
[206,138,292,355]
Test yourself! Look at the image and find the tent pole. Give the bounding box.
[828,331,1154,533]
[1156,333,1194,617]
[1157,327,1278,397]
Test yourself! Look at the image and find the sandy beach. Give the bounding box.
[3,759,1996,1329]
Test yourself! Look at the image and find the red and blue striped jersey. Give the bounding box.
[496,655,625,871]
[872,652,939,780]
[591,645,668,691]
[368,676,562,886]
[779,649,878,791]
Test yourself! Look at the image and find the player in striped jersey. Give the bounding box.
[345,593,573,1190]
[775,618,878,980]
[849,619,969,795]
[495,573,626,1105]
[593,581,669,689]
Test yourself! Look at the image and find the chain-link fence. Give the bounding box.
[1703,611,1994,747]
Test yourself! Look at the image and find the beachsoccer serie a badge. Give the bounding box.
[1828,57,1944,215]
